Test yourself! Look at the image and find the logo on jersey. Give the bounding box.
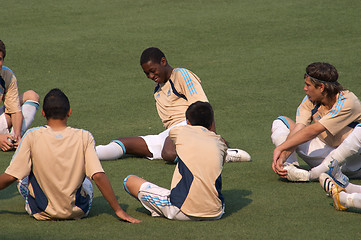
[167,88,171,96]
[155,93,160,98]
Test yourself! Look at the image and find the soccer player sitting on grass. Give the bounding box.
[271,62,361,182]
[0,40,39,151]
[123,101,227,220]
[96,47,250,163]
[0,89,140,222]
[319,124,361,211]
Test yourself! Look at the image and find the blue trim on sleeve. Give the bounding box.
[111,140,126,154]
[276,116,290,129]
[175,68,197,96]
[170,157,194,209]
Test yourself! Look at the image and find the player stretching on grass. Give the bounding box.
[96,47,250,163]
[271,62,361,181]
[124,101,227,220]
[0,40,39,151]
[0,89,140,222]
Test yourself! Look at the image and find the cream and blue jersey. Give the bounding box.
[0,66,21,114]
[154,68,208,129]
[169,125,227,217]
[296,90,361,147]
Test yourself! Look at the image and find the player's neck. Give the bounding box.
[46,118,68,131]
[166,66,174,81]
[321,95,337,110]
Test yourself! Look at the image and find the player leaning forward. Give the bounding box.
[124,101,227,220]
[271,62,361,181]
[96,47,250,163]
[0,89,140,222]
[0,40,39,151]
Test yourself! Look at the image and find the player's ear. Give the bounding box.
[41,109,46,118]
[186,119,191,125]
[160,57,167,66]
[67,108,72,117]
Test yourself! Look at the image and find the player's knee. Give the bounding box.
[21,90,40,104]
[161,148,177,162]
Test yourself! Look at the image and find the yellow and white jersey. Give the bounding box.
[0,66,21,114]
[6,126,104,220]
[296,90,361,147]
[154,68,208,129]
[169,125,227,218]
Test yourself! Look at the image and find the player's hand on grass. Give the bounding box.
[0,134,14,151]
[115,210,141,223]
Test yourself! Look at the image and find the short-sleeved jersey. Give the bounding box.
[0,66,21,114]
[169,125,227,218]
[154,68,208,129]
[296,90,361,147]
[5,126,104,220]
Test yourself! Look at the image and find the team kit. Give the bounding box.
[0,41,360,222]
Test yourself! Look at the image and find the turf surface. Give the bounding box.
[1,0,361,239]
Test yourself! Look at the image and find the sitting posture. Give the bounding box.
[0,89,140,223]
[123,101,227,220]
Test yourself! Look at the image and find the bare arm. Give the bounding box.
[272,122,325,175]
[92,172,141,223]
[0,173,17,190]
[10,111,23,145]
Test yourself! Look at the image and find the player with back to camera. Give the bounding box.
[0,40,39,151]
[123,101,227,220]
[0,88,140,222]
[96,47,250,163]
[271,62,361,182]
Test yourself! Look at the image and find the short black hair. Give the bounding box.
[140,47,165,65]
[186,101,214,129]
[43,88,70,120]
[0,40,6,59]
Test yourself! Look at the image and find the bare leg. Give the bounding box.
[161,136,177,162]
[124,175,148,198]
[118,137,153,158]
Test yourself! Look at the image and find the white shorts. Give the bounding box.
[141,121,187,160]
[134,181,224,221]
[17,176,93,218]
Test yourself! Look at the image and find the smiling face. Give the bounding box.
[141,57,169,84]
[304,77,324,103]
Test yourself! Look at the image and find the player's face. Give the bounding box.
[0,52,4,70]
[304,77,323,102]
[141,58,168,84]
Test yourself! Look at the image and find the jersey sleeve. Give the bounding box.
[5,131,32,179]
[83,131,105,178]
[295,96,313,126]
[4,74,21,114]
[319,96,359,135]
[174,69,208,104]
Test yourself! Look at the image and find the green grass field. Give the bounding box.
[1,0,361,239]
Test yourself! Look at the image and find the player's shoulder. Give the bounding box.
[172,68,200,82]
[0,66,16,79]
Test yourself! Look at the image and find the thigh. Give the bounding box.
[297,137,334,167]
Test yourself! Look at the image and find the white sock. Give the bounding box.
[96,140,125,160]
[271,119,298,165]
[345,182,361,193]
[21,100,39,135]
[309,156,332,180]
[342,192,361,209]
[332,127,361,165]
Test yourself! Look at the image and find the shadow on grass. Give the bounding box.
[222,189,252,218]
[87,196,130,218]
[0,184,19,200]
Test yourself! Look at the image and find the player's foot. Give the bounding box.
[319,173,347,211]
[225,148,251,162]
[283,163,310,181]
[326,159,349,188]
